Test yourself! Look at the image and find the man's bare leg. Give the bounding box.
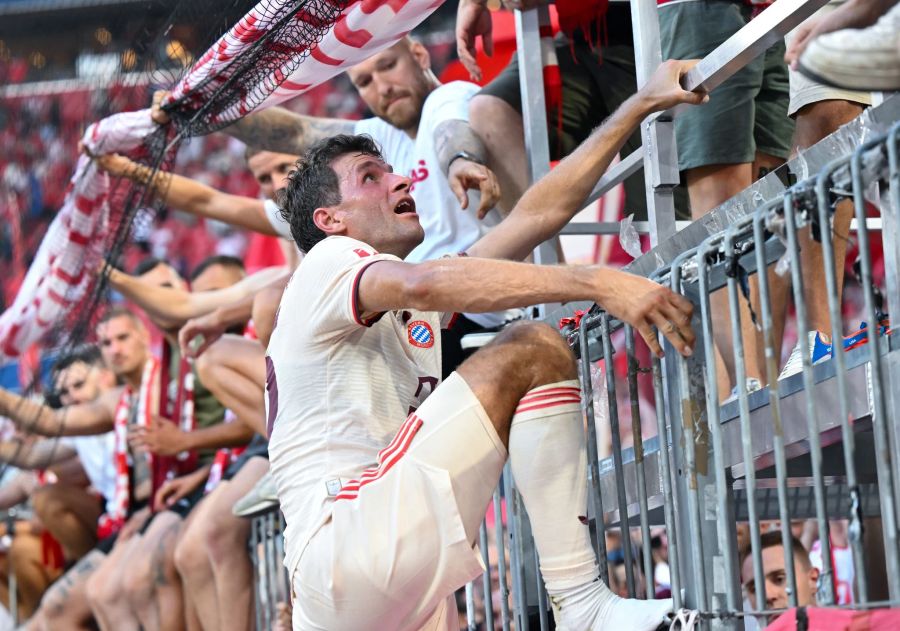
[8,530,60,619]
[175,457,268,631]
[415,321,670,630]
[34,549,104,631]
[31,484,101,561]
[123,511,184,631]
[795,100,862,337]
[174,503,218,631]
[196,336,266,435]
[87,535,142,631]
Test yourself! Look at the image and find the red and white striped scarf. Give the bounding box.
[97,356,159,539]
[0,0,444,361]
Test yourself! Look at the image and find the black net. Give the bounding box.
[0,0,351,473]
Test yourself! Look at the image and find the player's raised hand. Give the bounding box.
[594,268,695,358]
[456,0,493,82]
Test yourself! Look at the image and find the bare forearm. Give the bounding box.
[0,440,69,469]
[225,107,354,155]
[471,94,649,261]
[0,390,63,437]
[182,418,256,452]
[367,257,608,314]
[434,119,487,174]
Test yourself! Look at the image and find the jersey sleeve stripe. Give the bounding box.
[350,259,388,327]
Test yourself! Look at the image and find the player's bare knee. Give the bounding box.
[495,320,576,382]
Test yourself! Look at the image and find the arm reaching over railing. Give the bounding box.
[95,154,279,237]
[105,264,290,331]
[0,438,77,470]
[468,59,707,263]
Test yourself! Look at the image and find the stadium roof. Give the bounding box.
[0,0,175,16]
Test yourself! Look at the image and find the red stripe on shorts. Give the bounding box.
[515,396,582,415]
[334,414,423,501]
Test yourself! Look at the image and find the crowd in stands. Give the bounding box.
[0,0,896,628]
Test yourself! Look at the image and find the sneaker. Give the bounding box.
[798,2,900,91]
[779,318,891,380]
[232,471,279,518]
[550,579,673,631]
[724,377,764,404]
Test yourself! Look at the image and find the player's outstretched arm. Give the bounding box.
[0,438,77,469]
[106,264,289,330]
[95,154,278,236]
[224,106,356,156]
[468,60,707,262]
[0,387,118,437]
[358,257,695,357]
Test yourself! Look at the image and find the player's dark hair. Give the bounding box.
[740,531,811,571]
[190,255,245,282]
[279,134,384,253]
[51,344,104,376]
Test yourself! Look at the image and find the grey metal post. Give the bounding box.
[723,226,767,620]
[579,319,611,585]
[815,162,869,603]
[752,201,799,609]
[851,139,900,598]
[650,351,682,610]
[624,324,656,599]
[630,0,679,245]
[514,5,558,270]
[782,191,836,605]
[696,234,745,627]
[504,468,529,631]
[493,488,512,631]
[600,312,637,597]
[466,581,477,630]
[480,520,495,631]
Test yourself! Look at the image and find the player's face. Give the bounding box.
[96,316,149,378]
[191,263,245,293]
[54,361,102,406]
[139,262,187,291]
[742,545,817,622]
[322,152,424,257]
[347,40,433,134]
[248,151,298,201]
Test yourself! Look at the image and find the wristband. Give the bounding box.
[447,151,485,169]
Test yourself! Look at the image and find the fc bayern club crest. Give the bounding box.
[407,320,435,349]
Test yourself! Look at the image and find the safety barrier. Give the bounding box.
[248,506,290,631]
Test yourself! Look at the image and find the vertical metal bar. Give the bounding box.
[630,0,678,245]
[466,581,477,630]
[251,517,263,631]
[480,520,495,631]
[600,312,636,597]
[851,140,900,598]
[514,4,558,272]
[624,324,655,599]
[535,547,550,630]
[651,352,682,610]
[723,227,767,614]
[752,202,798,609]
[263,512,274,631]
[504,468,529,631]
[782,191,836,604]
[885,123,900,547]
[670,254,709,614]
[697,235,744,620]
[579,320,610,585]
[815,162,869,603]
[493,488,512,631]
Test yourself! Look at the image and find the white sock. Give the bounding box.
[509,381,672,631]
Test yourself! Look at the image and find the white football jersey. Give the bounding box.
[266,235,453,574]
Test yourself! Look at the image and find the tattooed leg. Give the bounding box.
[36,550,104,631]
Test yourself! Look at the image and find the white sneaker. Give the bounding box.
[778,330,831,380]
[798,2,900,91]
[723,377,763,404]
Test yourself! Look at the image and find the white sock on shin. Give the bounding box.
[508,381,672,631]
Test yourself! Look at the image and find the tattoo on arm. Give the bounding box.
[433,119,488,174]
[225,107,355,155]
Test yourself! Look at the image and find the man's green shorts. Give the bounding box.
[660,0,795,171]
